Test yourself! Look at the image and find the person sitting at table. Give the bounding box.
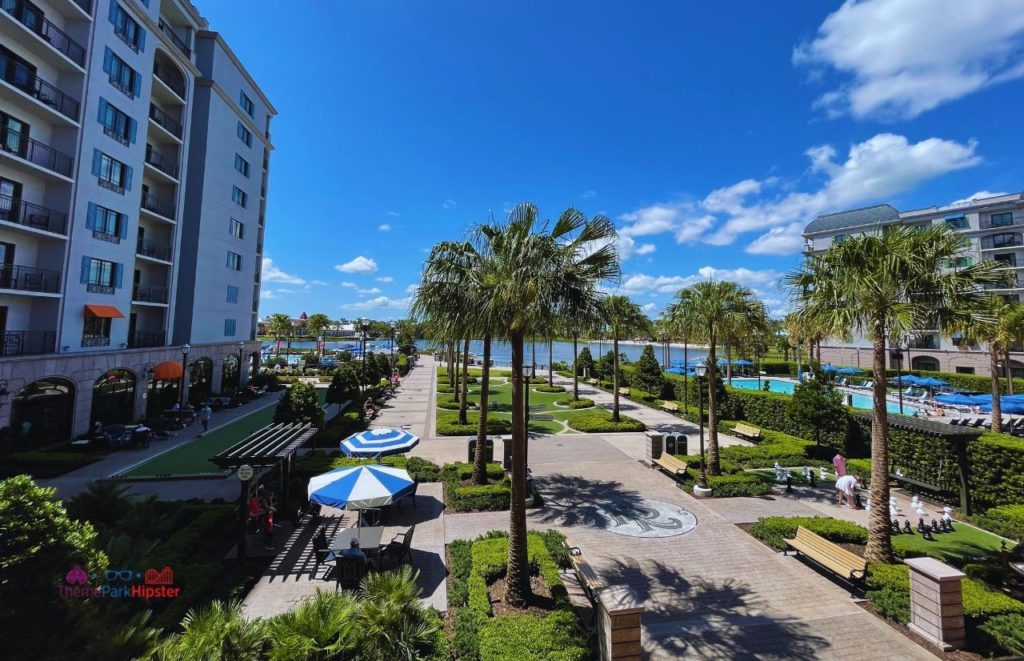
[341,537,367,565]
[90,420,105,439]
[170,402,180,412]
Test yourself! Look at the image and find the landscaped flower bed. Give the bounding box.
[436,411,512,436]
[566,409,646,432]
[442,462,510,512]
[555,396,594,409]
[534,384,566,393]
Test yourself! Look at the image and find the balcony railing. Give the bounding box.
[0,193,67,234]
[157,18,191,57]
[71,0,91,15]
[133,282,168,304]
[149,103,182,138]
[97,175,124,194]
[137,236,172,262]
[82,335,110,347]
[145,144,178,178]
[128,330,165,348]
[153,60,185,99]
[0,52,80,120]
[908,337,938,350]
[140,191,175,220]
[0,127,74,177]
[981,215,1021,230]
[1,330,56,356]
[0,263,62,293]
[92,228,119,244]
[981,234,1023,250]
[1,3,87,66]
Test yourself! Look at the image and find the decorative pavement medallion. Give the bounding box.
[594,498,698,538]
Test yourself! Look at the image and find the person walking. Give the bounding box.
[263,507,276,550]
[832,451,847,477]
[199,403,212,434]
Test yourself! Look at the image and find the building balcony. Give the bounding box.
[128,330,165,348]
[140,191,176,221]
[153,60,186,100]
[81,334,110,347]
[908,337,938,350]
[144,144,178,179]
[70,0,91,16]
[133,282,168,304]
[157,18,191,58]
[0,127,75,178]
[136,236,172,262]
[0,263,62,294]
[0,52,80,122]
[1,329,56,356]
[149,103,182,140]
[980,216,1022,231]
[980,234,1023,251]
[0,193,68,235]
[1,2,87,67]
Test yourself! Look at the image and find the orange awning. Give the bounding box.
[152,361,183,380]
[84,304,125,319]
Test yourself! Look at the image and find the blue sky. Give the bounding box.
[199,0,1024,320]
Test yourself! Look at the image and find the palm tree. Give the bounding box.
[356,567,439,660]
[266,313,292,357]
[304,313,331,357]
[155,599,267,659]
[787,224,999,563]
[561,303,601,402]
[266,589,358,660]
[600,295,650,422]
[950,296,1024,434]
[671,281,767,475]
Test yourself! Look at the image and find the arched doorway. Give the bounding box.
[189,357,212,405]
[249,351,260,386]
[146,379,179,418]
[92,369,136,425]
[10,378,75,450]
[222,354,239,393]
[911,356,940,372]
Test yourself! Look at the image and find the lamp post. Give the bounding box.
[237,340,245,392]
[179,343,191,408]
[694,362,710,494]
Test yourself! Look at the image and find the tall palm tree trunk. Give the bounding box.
[1006,350,1014,394]
[548,340,554,387]
[572,334,579,401]
[707,337,721,475]
[473,334,492,484]
[726,343,733,385]
[506,333,530,607]
[447,344,455,392]
[990,347,1003,434]
[612,336,621,422]
[531,339,537,378]
[866,324,895,563]
[458,338,471,425]
[452,343,461,403]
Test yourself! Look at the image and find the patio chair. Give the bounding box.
[336,554,368,591]
[970,418,985,428]
[380,525,415,569]
[312,527,336,579]
[399,482,418,508]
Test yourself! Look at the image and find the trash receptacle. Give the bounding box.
[501,435,513,470]
[468,437,494,464]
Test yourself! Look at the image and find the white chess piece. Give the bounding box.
[820,467,828,480]
[915,506,926,517]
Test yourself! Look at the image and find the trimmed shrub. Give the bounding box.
[436,412,512,436]
[748,516,868,551]
[868,587,910,623]
[761,360,796,376]
[534,384,566,393]
[478,611,588,661]
[970,504,1024,542]
[555,396,594,409]
[437,398,474,410]
[442,463,509,512]
[976,614,1024,657]
[436,385,454,394]
[567,409,646,433]
[705,473,773,497]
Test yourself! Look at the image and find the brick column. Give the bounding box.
[904,557,966,650]
[643,430,663,467]
[598,586,644,661]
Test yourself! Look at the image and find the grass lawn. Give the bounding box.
[122,389,326,477]
[437,379,595,435]
[892,520,1012,563]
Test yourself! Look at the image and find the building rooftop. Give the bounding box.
[804,204,900,236]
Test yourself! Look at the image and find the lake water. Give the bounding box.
[730,377,924,415]
[413,338,712,368]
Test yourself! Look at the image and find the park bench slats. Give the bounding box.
[563,542,604,621]
[654,454,688,476]
[532,413,554,421]
[660,401,680,413]
[618,387,631,396]
[784,526,866,584]
[733,423,761,440]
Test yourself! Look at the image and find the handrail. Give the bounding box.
[129,331,165,348]
[145,144,179,178]
[149,103,182,138]
[133,282,169,304]
[140,191,176,220]
[158,18,191,57]
[153,60,186,99]
[1,4,86,66]
[137,236,173,262]
[0,127,75,176]
[0,263,62,293]
[0,53,80,120]
[0,193,68,234]
[1,330,57,356]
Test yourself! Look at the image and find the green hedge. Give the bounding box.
[436,411,512,436]
[442,463,510,512]
[976,614,1024,657]
[566,409,646,433]
[748,516,869,551]
[293,453,441,482]
[555,396,594,409]
[761,360,797,376]
[969,504,1024,542]
[0,450,102,479]
[968,434,1024,512]
[534,384,565,393]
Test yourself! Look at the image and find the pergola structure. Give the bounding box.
[211,422,319,561]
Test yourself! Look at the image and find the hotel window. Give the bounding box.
[226,285,239,303]
[86,203,126,241]
[97,97,135,145]
[103,48,140,98]
[92,150,132,193]
[945,256,971,268]
[991,212,1014,228]
[229,218,244,238]
[234,154,250,177]
[232,186,247,208]
[224,318,237,336]
[237,122,252,147]
[83,316,112,344]
[239,91,254,117]
[995,253,1018,268]
[80,256,122,293]
[992,233,1021,249]
[945,215,968,229]
[110,3,145,52]
[226,251,242,271]
[833,234,845,245]
[955,366,976,374]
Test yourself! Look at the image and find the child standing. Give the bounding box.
[263,507,275,550]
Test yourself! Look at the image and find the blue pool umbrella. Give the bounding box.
[982,401,1024,414]
[308,465,415,510]
[340,427,419,458]
[716,359,729,366]
[820,363,839,373]
[836,367,862,375]
[666,367,686,375]
[892,374,923,385]
[915,377,949,388]
[934,394,979,406]
[733,359,753,366]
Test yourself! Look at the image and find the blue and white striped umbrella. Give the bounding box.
[308,465,415,510]
[340,427,419,457]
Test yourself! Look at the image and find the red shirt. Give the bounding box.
[248,497,260,517]
[263,511,274,532]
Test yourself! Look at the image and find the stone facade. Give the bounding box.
[816,345,1019,377]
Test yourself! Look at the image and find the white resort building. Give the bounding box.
[0,0,274,447]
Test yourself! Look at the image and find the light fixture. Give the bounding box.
[695,363,708,378]
[238,340,245,350]
[182,343,191,356]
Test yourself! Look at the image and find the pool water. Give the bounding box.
[730,378,922,415]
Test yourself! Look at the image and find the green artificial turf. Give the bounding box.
[123,389,326,477]
[437,380,596,435]
[891,521,1012,564]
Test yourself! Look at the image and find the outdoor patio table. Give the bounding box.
[330,527,385,555]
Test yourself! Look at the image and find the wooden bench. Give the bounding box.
[784,526,866,589]
[660,401,680,413]
[587,378,598,385]
[733,423,761,440]
[618,387,631,396]
[563,541,605,621]
[531,413,554,421]
[654,454,688,477]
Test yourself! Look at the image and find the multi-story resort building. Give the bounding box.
[803,192,1024,378]
[0,0,274,448]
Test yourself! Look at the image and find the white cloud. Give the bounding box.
[340,281,357,288]
[794,0,1024,119]
[341,296,412,311]
[615,203,716,259]
[634,243,656,256]
[581,189,597,199]
[376,276,394,283]
[378,224,392,232]
[335,256,378,274]
[261,258,306,285]
[310,280,328,286]
[442,199,457,210]
[357,287,381,295]
[619,267,783,297]
[260,289,279,300]
[405,284,419,294]
[641,302,657,313]
[385,211,400,217]
[951,190,1009,205]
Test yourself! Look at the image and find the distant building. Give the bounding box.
[802,192,1024,377]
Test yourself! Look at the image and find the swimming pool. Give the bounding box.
[730,378,923,415]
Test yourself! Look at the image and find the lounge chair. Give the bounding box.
[970,418,985,428]
[380,525,415,569]
[836,378,848,387]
